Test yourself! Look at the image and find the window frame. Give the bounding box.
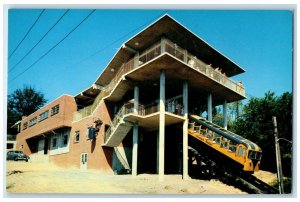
[23,122,28,130]
[74,131,80,143]
[51,104,59,116]
[29,117,37,127]
[39,110,49,122]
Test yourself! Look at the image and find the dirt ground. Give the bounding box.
[5,161,276,195]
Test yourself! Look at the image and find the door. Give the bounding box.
[38,139,45,155]
[80,153,88,170]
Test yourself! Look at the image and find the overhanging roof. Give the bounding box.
[94,14,245,87]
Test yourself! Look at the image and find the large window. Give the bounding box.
[49,129,70,156]
[63,134,68,146]
[51,105,59,116]
[39,110,49,122]
[52,138,57,148]
[29,117,37,127]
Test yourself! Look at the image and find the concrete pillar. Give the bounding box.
[207,93,212,122]
[133,86,139,114]
[156,131,159,174]
[132,124,138,176]
[182,81,189,180]
[132,85,139,176]
[223,100,228,130]
[159,69,166,182]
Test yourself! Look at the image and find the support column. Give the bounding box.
[156,131,159,174]
[159,69,166,182]
[132,85,139,176]
[223,100,228,130]
[132,124,138,176]
[182,81,189,180]
[133,86,139,114]
[207,93,212,122]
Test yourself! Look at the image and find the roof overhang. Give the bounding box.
[74,85,102,108]
[94,14,245,88]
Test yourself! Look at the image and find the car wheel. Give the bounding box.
[25,159,28,162]
[14,157,18,161]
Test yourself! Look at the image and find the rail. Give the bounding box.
[73,38,245,121]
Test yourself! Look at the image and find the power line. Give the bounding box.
[61,10,169,72]
[9,10,70,73]
[8,9,45,60]
[9,10,96,82]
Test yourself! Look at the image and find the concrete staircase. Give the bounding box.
[102,120,133,147]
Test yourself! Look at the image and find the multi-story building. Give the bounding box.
[14,15,246,180]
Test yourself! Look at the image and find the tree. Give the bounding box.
[231,92,292,178]
[7,85,47,134]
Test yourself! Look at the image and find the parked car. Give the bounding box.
[7,150,30,162]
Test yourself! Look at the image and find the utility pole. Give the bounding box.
[272,116,284,194]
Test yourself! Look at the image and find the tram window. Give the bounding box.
[248,151,255,159]
[242,148,246,157]
[228,145,236,152]
[256,152,262,160]
[238,146,243,156]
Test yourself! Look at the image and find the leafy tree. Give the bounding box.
[7,85,47,134]
[232,92,292,178]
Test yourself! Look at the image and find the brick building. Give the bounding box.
[14,15,246,180]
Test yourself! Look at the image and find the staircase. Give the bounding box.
[102,103,135,147]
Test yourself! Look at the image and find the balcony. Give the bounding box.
[73,38,245,121]
[103,97,185,147]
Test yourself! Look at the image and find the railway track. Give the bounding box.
[188,145,279,194]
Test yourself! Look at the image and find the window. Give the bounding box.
[23,122,28,130]
[52,138,57,148]
[51,105,59,116]
[237,146,242,156]
[39,110,49,122]
[74,131,80,143]
[29,117,37,127]
[63,134,68,146]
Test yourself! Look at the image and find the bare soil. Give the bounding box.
[5,161,276,194]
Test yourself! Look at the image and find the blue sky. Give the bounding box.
[7,9,293,104]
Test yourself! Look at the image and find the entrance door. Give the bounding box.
[80,153,88,170]
[38,139,45,155]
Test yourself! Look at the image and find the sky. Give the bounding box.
[7,9,293,104]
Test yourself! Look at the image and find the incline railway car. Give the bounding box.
[188,114,262,172]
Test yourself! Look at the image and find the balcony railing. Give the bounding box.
[73,38,245,121]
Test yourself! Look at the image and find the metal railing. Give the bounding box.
[74,38,245,121]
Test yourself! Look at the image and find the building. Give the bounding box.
[14,15,246,180]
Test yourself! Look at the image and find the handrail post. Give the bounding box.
[161,37,166,54]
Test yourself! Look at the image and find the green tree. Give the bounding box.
[7,85,47,134]
[232,92,292,178]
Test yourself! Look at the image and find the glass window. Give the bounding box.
[63,134,68,145]
[74,131,80,143]
[52,138,57,148]
[51,105,59,116]
[23,122,28,130]
[238,146,243,156]
[39,110,49,122]
[29,117,37,127]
